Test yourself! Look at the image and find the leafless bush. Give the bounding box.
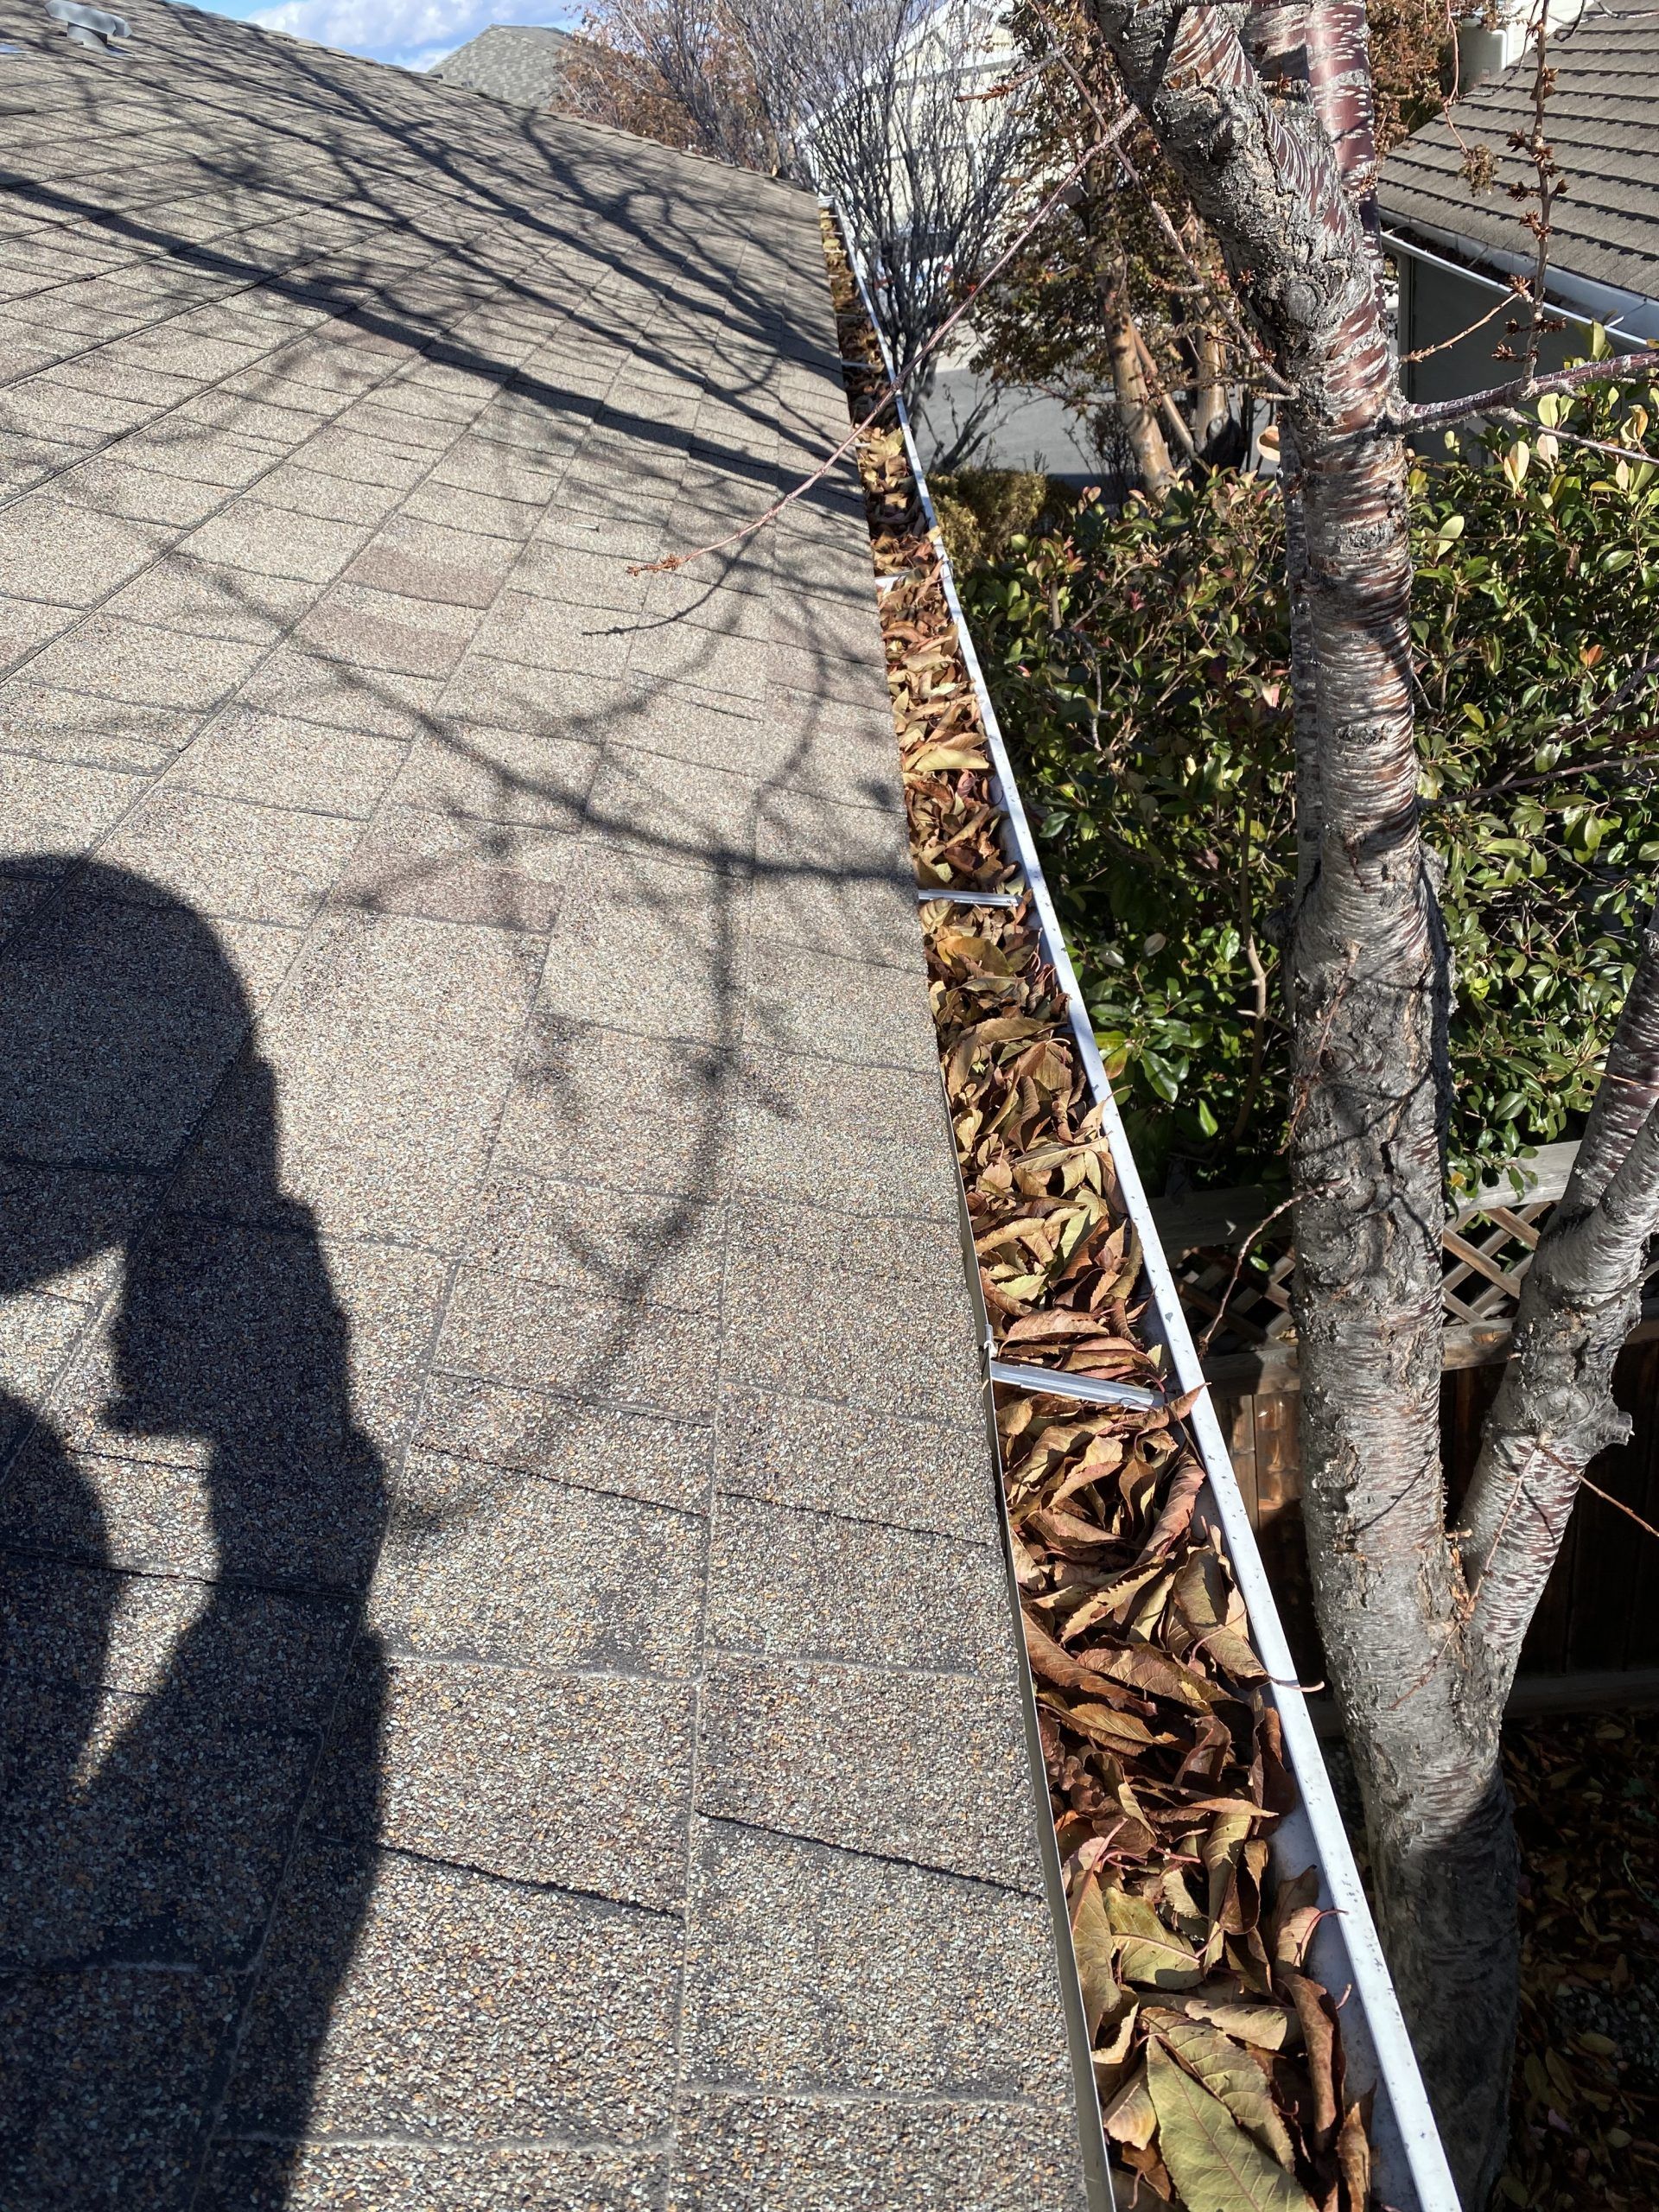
[565,0,779,170]
[750,0,1032,371]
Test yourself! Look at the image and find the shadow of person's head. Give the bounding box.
[1,856,385,1589]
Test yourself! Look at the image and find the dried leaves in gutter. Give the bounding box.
[823,221,1011,895]
[927,895,1152,1364]
[856,422,932,575]
[823,209,1376,2212]
[880,518,1013,891]
[1006,1389,1370,2212]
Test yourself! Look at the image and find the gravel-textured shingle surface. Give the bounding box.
[0,7,1089,2205]
[431,25,586,112]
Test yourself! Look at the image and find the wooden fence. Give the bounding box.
[1151,1143,1659,1698]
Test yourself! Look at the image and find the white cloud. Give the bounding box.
[245,0,575,70]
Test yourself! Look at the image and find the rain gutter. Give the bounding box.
[834,213,1461,2212]
[1382,221,1657,349]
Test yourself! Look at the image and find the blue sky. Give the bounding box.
[206,0,579,74]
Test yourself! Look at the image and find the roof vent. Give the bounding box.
[45,0,131,52]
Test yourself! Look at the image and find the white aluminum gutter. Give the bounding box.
[1382,219,1659,349]
[835,216,1461,2212]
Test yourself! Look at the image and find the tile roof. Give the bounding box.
[429,22,584,110]
[0,3,1090,2205]
[1378,0,1659,301]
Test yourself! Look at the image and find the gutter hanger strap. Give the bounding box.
[988,1358,1165,1413]
[915,886,1020,907]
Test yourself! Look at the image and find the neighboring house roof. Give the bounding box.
[429,22,583,107]
[0,3,1088,2204]
[1379,0,1659,303]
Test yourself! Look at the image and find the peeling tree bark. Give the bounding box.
[1236,5,1319,899]
[1280,424,1324,894]
[1303,3,1381,236]
[1243,2,1378,902]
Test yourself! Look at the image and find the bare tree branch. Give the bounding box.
[742,0,1031,372]
[1398,346,1659,434]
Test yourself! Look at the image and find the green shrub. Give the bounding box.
[931,467,1073,574]
[955,365,1659,1197]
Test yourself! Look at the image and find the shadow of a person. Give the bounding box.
[0,864,386,2209]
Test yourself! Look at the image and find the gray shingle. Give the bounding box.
[1381,0,1659,296]
[429,24,586,111]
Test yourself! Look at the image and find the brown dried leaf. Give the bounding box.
[1268,1868,1323,1969]
[1103,2061,1160,2149]
[1147,2041,1319,2212]
[1139,1452,1208,1560]
[1147,2008,1300,2171]
[1107,1884,1205,1992]
[1337,2095,1370,2212]
[1173,1554,1268,1682]
[1179,1990,1300,2052]
[1281,1971,1341,2156]
[1071,1872,1123,2039]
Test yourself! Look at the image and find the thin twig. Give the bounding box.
[957,54,1058,102]
[1401,283,1519,365]
[1229,776,1270,1148]
[1426,665,1659,804]
[1495,406,1659,471]
[1518,0,1560,389]
[1577,1467,1659,1548]
[1132,319,1198,454]
[1197,1189,1301,1356]
[1555,658,1659,742]
[1433,729,1659,806]
[1464,1436,1561,1609]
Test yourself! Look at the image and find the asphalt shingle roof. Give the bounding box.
[0,3,1090,2205]
[1379,0,1659,300]
[429,23,584,110]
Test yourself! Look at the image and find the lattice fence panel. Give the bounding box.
[1167,1165,1659,1363]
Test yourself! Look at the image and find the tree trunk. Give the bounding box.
[1464,904,1659,1667]
[1267,24,1522,2198]
[1280,169,1516,2212]
[1287,391,1516,2212]
[1088,10,1659,2197]
[1099,243,1176,498]
[1190,323,1227,454]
